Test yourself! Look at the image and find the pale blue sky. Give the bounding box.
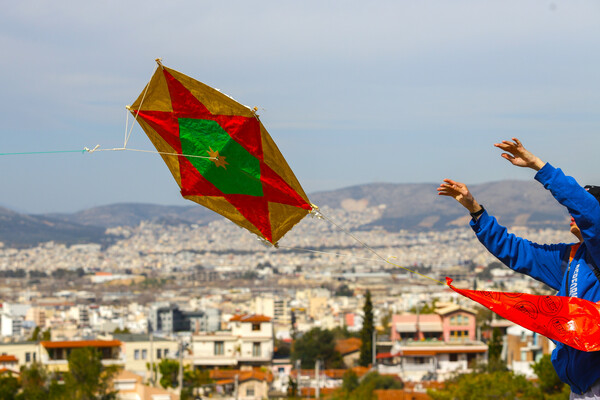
[1,1,599,213]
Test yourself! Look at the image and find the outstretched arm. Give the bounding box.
[494,137,545,171]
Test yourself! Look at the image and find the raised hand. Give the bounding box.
[494,138,545,170]
[437,179,482,214]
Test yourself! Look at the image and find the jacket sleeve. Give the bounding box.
[471,210,569,290]
[535,163,600,267]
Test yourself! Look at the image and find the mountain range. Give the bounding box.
[0,180,570,248]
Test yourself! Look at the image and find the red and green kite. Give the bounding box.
[129,61,312,244]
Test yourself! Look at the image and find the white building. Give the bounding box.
[191,314,274,368]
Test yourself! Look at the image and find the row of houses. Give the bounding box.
[0,304,554,399]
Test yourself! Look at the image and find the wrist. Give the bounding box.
[467,202,482,214]
[470,205,485,220]
[531,158,545,171]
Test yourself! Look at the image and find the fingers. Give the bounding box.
[437,179,468,196]
[500,153,515,162]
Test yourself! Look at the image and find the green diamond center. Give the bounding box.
[179,118,263,196]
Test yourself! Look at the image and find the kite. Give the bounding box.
[128,60,312,244]
[446,277,600,352]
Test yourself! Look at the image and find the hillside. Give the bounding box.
[0,180,570,247]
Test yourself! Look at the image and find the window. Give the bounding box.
[33,352,36,362]
[252,323,261,331]
[25,352,31,362]
[450,330,468,339]
[252,342,261,357]
[134,349,140,360]
[449,353,458,362]
[214,341,224,356]
[164,349,169,358]
[246,385,255,396]
[157,349,162,359]
[142,349,147,360]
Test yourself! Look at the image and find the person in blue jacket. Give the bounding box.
[437,137,600,398]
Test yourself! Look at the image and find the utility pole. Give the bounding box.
[315,359,320,399]
[372,330,377,368]
[234,374,239,400]
[295,359,301,398]
[178,337,184,394]
[149,331,155,387]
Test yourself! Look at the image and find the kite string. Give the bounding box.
[307,206,445,285]
[124,63,158,148]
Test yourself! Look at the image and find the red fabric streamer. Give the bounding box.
[446,277,600,352]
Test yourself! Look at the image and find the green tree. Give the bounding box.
[359,290,374,367]
[487,327,505,372]
[335,284,354,297]
[341,369,359,393]
[287,376,299,399]
[182,367,213,399]
[0,373,19,400]
[532,354,569,400]
[28,326,41,341]
[17,363,51,400]
[410,299,438,314]
[331,371,403,400]
[41,328,51,341]
[158,359,179,389]
[291,327,343,369]
[428,370,542,400]
[379,310,393,335]
[63,347,118,400]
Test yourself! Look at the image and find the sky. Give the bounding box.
[0,1,599,214]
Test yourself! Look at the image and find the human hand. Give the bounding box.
[494,138,545,170]
[437,179,482,214]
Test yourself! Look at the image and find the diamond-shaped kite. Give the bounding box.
[129,61,312,244]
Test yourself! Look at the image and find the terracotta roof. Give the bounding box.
[299,387,337,397]
[0,355,18,363]
[375,389,432,400]
[229,314,272,323]
[335,338,362,355]
[41,340,122,349]
[398,348,486,356]
[210,368,273,383]
[0,368,19,376]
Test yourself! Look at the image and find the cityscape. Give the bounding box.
[0,203,574,399]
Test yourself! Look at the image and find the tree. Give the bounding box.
[487,327,505,372]
[291,328,343,369]
[532,354,569,399]
[379,310,393,336]
[41,328,51,341]
[341,370,359,393]
[331,371,403,400]
[358,290,374,367]
[428,370,542,400]
[335,284,354,297]
[158,359,179,389]
[0,373,19,400]
[17,363,52,400]
[182,367,213,400]
[63,347,118,400]
[29,326,41,342]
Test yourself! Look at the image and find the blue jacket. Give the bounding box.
[470,163,600,394]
